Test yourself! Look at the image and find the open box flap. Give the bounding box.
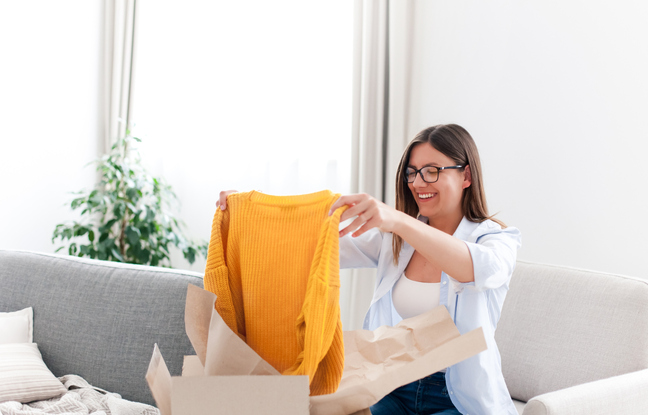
[145,344,172,415]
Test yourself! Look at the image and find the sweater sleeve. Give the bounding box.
[203,206,244,340]
[284,199,346,395]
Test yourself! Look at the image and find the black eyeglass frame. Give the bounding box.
[403,165,466,184]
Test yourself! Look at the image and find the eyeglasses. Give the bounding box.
[404,165,466,183]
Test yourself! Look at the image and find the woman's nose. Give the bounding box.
[412,172,427,187]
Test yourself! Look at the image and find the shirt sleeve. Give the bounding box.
[338,228,383,269]
[451,225,522,292]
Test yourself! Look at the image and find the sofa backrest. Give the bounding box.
[495,260,648,402]
[0,250,204,406]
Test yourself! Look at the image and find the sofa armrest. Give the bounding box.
[522,368,648,415]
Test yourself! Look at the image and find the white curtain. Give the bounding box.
[340,0,415,330]
[103,0,137,153]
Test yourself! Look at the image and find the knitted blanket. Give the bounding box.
[0,375,159,415]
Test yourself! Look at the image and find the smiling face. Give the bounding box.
[406,142,471,230]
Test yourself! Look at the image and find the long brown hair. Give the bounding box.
[392,124,504,263]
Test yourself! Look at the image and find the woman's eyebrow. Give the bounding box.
[407,162,440,168]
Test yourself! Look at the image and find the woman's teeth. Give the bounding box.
[419,193,435,199]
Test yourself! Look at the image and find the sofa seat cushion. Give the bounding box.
[513,399,526,414]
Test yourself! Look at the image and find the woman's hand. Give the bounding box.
[329,193,403,238]
[216,190,238,210]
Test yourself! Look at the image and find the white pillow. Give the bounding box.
[0,343,66,403]
[0,307,33,344]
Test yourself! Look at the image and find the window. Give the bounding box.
[131,1,353,270]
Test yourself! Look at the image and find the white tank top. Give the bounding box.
[392,273,441,320]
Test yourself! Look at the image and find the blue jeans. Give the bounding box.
[370,372,461,415]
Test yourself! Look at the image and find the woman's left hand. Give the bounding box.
[329,193,403,238]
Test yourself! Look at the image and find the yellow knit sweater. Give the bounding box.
[203,190,346,395]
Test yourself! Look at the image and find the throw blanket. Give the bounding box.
[0,375,159,415]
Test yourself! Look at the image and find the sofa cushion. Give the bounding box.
[0,342,66,403]
[495,261,648,402]
[0,250,204,406]
[0,307,33,344]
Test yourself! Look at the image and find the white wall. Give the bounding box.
[0,1,103,253]
[404,1,648,278]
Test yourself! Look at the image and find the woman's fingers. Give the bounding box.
[339,196,376,223]
[217,190,238,210]
[338,200,380,237]
[329,194,364,215]
[339,213,367,238]
[350,216,381,238]
[330,192,395,237]
[330,193,372,216]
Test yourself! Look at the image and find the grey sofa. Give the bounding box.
[496,261,648,414]
[0,249,203,406]
[1,251,647,413]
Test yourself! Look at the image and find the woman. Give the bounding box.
[219,124,520,414]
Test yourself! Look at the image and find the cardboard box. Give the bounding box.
[147,348,309,415]
[146,284,486,415]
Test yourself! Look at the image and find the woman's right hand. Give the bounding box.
[329,193,403,238]
[217,190,238,210]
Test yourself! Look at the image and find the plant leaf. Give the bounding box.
[99,218,117,234]
[126,225,141,246]
[111,247,125,262]
[138,248,151,264]
[113,202,126,219]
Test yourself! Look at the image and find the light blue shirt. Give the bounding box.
[339,216,521,415]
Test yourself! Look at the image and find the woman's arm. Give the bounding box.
[392,212,474,282]
[329,194,475,283]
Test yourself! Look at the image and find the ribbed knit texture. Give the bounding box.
[203,190,346,395]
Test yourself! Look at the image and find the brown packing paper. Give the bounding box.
[184,283,279,376]
[310,326,486,414]
[309,306,487,414]
[183,282,213,366]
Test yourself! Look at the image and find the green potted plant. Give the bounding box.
[52,131,207,267]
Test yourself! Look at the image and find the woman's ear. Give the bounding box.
[462,165,472,189]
